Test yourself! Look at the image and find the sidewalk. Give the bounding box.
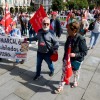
[0,32,100,100]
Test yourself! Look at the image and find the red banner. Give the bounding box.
[30,5,47,33]
[63,43,73,84]
[0,3,13,34]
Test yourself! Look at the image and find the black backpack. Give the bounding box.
[88,21,95,31]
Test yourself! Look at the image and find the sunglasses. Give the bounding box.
[43,23,50,26]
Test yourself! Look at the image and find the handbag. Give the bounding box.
[71,61,81,71]
[42,34,58,62]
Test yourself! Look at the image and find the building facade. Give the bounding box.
[0,0,31,14]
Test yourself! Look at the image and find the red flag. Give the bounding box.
[50,24,53,30]
[66,12,72,28]
[63,43,73,84]
[30,5,47,33]
[0,3,13,34]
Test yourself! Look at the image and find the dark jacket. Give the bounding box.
[63,34,87,62]
[50,18,62,37]
[27,29,59,53]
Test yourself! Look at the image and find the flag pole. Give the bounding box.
[5,0,6,34]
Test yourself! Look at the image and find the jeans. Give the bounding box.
[35,51,54,76]
[29,30,36,44]
[89,32,100,48]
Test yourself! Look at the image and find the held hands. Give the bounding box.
[70,53,76,57]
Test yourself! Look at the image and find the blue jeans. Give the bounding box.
[89,32,100,48]
[29,30,36,44]
[35,51,54,76]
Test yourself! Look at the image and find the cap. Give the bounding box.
[51,11,58,15]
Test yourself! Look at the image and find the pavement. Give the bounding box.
[0,31,100,100]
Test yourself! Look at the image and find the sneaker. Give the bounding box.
[49,71,54,77]
[35,41,38,45]
[20,60,25,64]
[54,87,63,94]
[29,44,32,47]
[33,75,41,80]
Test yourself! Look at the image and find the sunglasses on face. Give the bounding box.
[43,23,50,26]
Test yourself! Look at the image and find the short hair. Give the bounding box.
[42,17,50,24]
[69,21,80,32]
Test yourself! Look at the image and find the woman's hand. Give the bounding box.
[70,53,76,57]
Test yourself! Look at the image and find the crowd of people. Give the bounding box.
[0,8,100,94]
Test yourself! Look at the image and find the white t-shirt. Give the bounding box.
[93,21,100,33]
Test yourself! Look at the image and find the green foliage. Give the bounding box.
[27,6,34,13]
[66,0,89,10]
[89,4,95,10]
[51,0,63,12]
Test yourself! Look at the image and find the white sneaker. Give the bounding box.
[35,41,38,45]
[29,44,32,47]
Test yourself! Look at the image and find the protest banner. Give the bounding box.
[0,36,29,60]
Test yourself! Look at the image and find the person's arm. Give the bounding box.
[51,33,59,51]
[75,38,87,58]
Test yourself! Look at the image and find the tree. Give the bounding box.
[51,0,63,12]
[66,0,89,10]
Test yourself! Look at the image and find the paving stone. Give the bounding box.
[3,93,23,100]
[78,69,94,89]
[82,82,100,100]
[55,87,85,100]
[14,85,35,100]
[0,80,20,100]
[83,56,100,67]
[91,48,100,58]
[0,72,15,86]
[82,64,96,72]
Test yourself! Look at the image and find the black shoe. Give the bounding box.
[33,75,41,80]
[49,71,54,77]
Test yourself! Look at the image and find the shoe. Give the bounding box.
[87,47,90,50]
[71,82,78,88]
[35,41,38,45]
[33,75,41,80]
[20,60,25,64]
[54,87,63,94]
[49,71,54,77]
[29,44,32,47]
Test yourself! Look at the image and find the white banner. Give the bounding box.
[0,36,29,60]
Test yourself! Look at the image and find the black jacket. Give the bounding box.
[63,34,87,62]
[50,18,62,37]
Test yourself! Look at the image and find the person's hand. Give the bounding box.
[53,50,58,54]
[70,53,76,57]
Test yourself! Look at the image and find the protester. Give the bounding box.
[28,16,36,46]
[79,13,89,36]
[0,24,5,61]
[24,17,59,80]
[50,11,62,38]
[10,24,21,38]
[88,15,100,49]
[54,19,87,94]
[10,23,23,63]
[0,24,5,36]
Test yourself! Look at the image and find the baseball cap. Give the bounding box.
[51,11,58,15]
